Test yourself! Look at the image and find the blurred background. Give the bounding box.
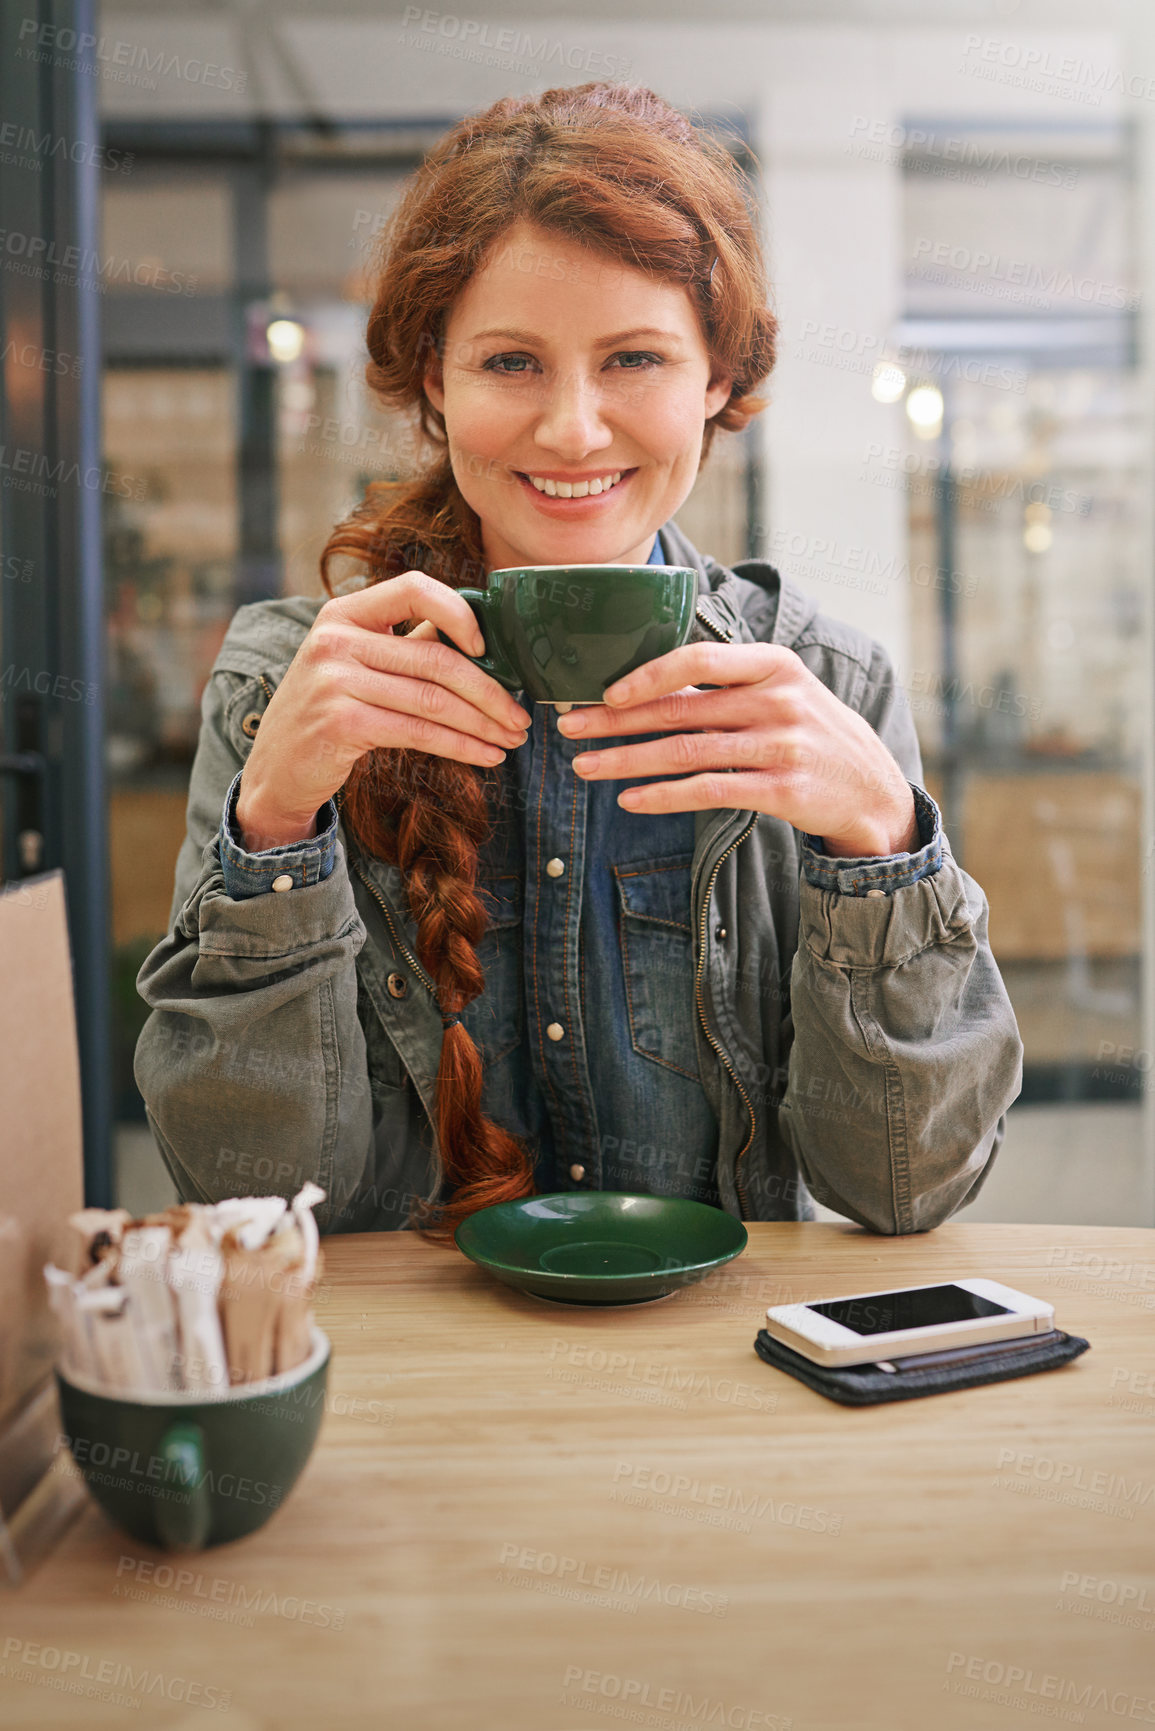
[2,0,1153,1226]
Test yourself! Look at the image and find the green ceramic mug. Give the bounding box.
[54,1327,330,1551]
[436,563,698,704]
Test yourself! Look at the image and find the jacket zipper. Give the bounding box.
[692,596,756,1217]
[350,857,439,1001]
[695,812,758,1219]
[695,602,733,642]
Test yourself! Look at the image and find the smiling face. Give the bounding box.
[422,219,733,574]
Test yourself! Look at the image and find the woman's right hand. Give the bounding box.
[233,571,532,850]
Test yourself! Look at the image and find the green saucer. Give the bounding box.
[454,1192,748,1305]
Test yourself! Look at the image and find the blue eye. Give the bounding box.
[614,352,661,370]
[483,354,535,374]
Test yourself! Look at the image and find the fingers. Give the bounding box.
[614,771,761,814]
[571,730,768,782]
[339,664,529,756]
[349,631,530,735]
[564,657,821,744]
[559,685,718,738]
[346,689,523,770]
[317,577,531,736]
[602,641,797,706]
[329,569,485,660]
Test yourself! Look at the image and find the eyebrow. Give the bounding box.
[468,326,684,346]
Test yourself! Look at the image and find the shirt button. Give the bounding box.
[865,888,886,899]
[546,1022,565,1041]
[546,858,565,878]
[569,1163,586,1182]
[271,873,294,892]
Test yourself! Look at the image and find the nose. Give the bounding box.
[532,366,614,462]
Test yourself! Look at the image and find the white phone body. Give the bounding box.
[764,1277,1055,1368]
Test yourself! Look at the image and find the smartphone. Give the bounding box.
[764,1278,1055,1368]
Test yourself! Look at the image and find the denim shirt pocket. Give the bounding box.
[614,852,699,1079]
[463,872,525,1064]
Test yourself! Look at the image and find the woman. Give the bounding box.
[135,82,1022,1241]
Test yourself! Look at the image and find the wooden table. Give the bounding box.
[3,1223,1154,1731]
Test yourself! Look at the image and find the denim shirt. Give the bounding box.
[216,535,942,1204]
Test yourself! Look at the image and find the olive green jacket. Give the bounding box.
[134,517,1022,1235]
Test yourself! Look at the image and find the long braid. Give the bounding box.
[338,654,537,1243]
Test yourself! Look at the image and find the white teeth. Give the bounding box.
[529,471,623,498]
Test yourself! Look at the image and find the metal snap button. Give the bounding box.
[569,1163,585,1181]
[546,1022,565,1041]
[865,888,886,899]
[715,926,727,940]
[271,873,293,893]
[241,711,263,738]
[546,858,565,878]
[387,972,408,998]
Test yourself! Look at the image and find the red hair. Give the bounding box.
[319,82,778,1240]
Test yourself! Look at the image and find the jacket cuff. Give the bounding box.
[218,768,338,900]
[800,784,942,897]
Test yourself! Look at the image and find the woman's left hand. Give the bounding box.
[555,642,920,858]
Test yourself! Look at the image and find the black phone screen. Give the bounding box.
[808,1284,1014,1336]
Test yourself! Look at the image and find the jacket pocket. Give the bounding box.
[615,852,699,1079]
[357,974,407,1095]
[464,873,524,1063]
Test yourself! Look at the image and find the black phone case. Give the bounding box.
[752,1326,1090,1406]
